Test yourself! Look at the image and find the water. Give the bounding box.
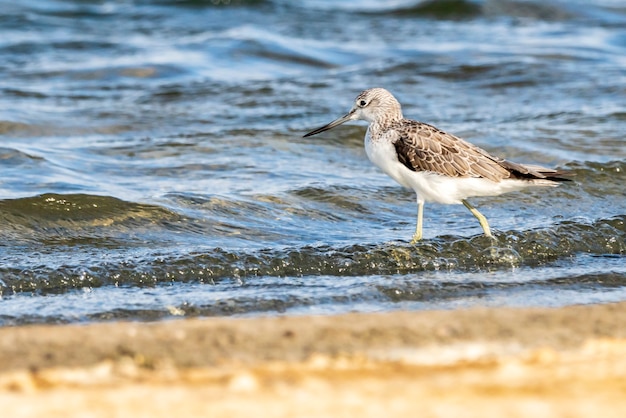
[0,0,624,325]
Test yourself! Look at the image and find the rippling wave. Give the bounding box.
[1,206,623,295]
[0,212,624,325]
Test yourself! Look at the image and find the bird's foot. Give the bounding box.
[410,233,422,245]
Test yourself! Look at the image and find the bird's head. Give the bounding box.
[303,88,403,137]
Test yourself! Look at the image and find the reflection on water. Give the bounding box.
[0,0,624,325]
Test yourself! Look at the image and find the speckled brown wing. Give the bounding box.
[392,120,514,182]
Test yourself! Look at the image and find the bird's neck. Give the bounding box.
[369,110,403,137]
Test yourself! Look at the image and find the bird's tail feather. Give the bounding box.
[501,160,573,182]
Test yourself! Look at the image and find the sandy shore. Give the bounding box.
[2,302,626,417]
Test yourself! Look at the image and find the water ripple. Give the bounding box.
[0,216,623,295]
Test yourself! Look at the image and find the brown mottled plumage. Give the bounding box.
[391,120,569,182]
[304,88,571,242]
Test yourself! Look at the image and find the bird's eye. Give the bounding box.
[358,100,367,107]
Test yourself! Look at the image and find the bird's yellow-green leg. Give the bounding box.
[410,199,424,244]
[462,199,492,237]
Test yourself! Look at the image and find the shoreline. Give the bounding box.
[2,302,626,417]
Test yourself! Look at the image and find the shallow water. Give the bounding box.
[0,0,624,325]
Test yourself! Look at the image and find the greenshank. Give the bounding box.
[303,88,570,243]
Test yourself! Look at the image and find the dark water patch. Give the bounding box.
[422,62,551,88]
[237,38,339,69]
[1,88,51,100]
[164,192,287,225]
[0,40,130,58]
[149,0,268,7]
[0,193,291,248]
[482,0,577,21]
[0,194,173,223]
[0,216,622,296]
[377,270,626,305]
[356,0,589,21]
[564,161,624,194]
[0,148,45,166]
[372,0,626,23]
[421,59,597,90]
[0,121,50,136]
[291,186,372,214]
[389,0,483,19]
[0,194,191,245]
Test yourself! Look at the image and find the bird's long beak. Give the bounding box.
[303,110,355,137]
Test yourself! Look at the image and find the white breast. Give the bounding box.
[364,129,413,188]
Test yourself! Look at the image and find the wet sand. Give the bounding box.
[2,302,626,417]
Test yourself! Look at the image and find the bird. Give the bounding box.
[303,87,571,243]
